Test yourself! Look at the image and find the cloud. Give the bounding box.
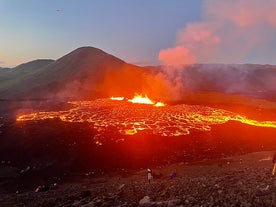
[159,0,276,64]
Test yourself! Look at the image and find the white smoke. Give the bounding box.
[159,0,276,65]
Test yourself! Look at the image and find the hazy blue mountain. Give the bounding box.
[0,47,146,100]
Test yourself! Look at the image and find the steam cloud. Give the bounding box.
[159,0,276,65]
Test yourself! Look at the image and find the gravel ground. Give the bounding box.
[0,151,276,207]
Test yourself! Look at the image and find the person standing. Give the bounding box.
[272,152,276,176]
[170,170,177,179]
[147,168,153,183]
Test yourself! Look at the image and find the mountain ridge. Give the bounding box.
[0,46,147,100]
[1,46,276,101]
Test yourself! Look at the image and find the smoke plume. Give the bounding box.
[159,0,276,65]
[159,46,196,66]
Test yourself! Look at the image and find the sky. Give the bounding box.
[0,0,202,67]
[1,0,276,68]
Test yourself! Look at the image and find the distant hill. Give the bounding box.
[0,59,54,99]
[13,59,54,72]
[1,46,276,102]
[183,64,276,95]
[0,47,148,100]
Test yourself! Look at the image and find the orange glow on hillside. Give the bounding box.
[110,96,124,101]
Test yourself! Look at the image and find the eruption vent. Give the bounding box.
[128,94,154,105]
[127,94,165,107]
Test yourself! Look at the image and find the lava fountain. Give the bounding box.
[127,94,165,107]
[128,94,155,105]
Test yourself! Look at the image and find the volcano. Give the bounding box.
[0,47,148,100]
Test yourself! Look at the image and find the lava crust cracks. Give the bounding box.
[17,99,276,138]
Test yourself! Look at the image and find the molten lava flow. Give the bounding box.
[16,99,276,139]
[110,96,124,101]
[155,102,165,107]
[123,127,138,135]
[128,94,154,105]
[234,115,276,128]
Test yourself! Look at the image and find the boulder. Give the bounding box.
[139,196,151,206]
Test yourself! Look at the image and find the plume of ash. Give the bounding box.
[143,70,187,102]
[157,0,276,99]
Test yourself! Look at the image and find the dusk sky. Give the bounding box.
[0,0,202,67]
[1,0,276,67]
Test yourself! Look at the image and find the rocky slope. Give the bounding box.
[0,151,275,207]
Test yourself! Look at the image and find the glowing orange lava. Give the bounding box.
[154,102,165,107]
[16,99,276,139]
[127,94,165,107]
[128,94,154,105]
[110,96,125,101]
